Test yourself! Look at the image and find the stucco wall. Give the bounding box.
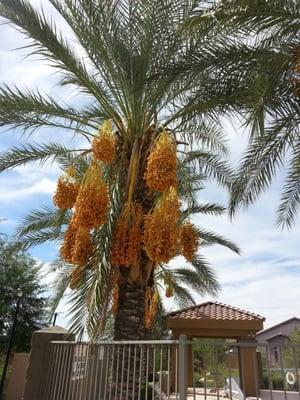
[260,390,300,400]
[6,353,30,400]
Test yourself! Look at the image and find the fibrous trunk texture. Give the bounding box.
[114,270,147,341]
[111,270,148,399]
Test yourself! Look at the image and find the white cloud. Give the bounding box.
[0,161,58,206]
[188,177,300,329]
[0,177,56,202]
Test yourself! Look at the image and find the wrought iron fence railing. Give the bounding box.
[40,338,300,400]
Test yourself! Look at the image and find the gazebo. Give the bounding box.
[167,301,265,396]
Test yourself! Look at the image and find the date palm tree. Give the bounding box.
[189,0,300,228]
[0,0,239,339]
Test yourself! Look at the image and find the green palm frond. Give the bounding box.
[182,203,226,217]
[48,260,71,321]
[182,150,234,188]
[190,256,221,294]
[150,298,169,339]
[229,120,297,216]
[170,281,196,309]
[212,0,299,40]
[176,120,229,155]
[172,267,219,296]
[0,142,85,172]
[186,0,300,228]
[67,231,114,339]
[0,86,100,135]
[198,228,241,254]
[18,229,63,250]
[16,206,70,237]
[155,254,220,311]
[276,149,300,229]
[0,0,118,117]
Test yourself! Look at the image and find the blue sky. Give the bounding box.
[0,0,299,331]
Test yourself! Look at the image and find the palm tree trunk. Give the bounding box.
[111,269,147,399]
[114,268,146,341]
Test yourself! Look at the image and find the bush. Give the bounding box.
[262,371,297,391]
[140,384,153,399]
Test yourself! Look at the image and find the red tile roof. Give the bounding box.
[167,301,265,322]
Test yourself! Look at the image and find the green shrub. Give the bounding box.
[140,384,153,400]
[262,371,297,391]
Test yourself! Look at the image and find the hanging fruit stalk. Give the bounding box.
[111,203,143,267]
[144,130,177,192]
[143,187,180,263]
[180,221,199,262]
[92,120,116,164]
[144,287,159,329]
[53,166,79,209]
[60,216,78,264]
[74,161,109,230]
[165,285,174,298]
[112,284,119,316]
[72,227,93,266]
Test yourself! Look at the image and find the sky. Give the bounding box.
[0,1,299,332]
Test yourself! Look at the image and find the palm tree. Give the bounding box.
[188,0,300,228]
[0,0,239,340]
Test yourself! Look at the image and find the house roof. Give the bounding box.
[257,317,300,337]
[265,332,289,341]
[167,301,265,322]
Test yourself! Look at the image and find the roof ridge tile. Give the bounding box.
[167,301,265,321]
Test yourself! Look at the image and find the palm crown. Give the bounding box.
[0,0,240,339]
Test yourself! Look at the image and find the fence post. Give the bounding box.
[23,326,74,400]
[178,335,188,400]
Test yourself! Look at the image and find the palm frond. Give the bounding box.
[190,256,221,294]
[170,281,196,309]
[18,229,63,249]
[198,228,241,254]
[0,0,119,120]
[48,259,71,321]
[16,206,70,237]
[276,149,300,228]
[229,126,292,216]
[172,266,219,296]
[182,203,226,217]
[0,142,85,172]
[183,150,234,188]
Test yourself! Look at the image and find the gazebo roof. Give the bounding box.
[168,301,265,322]
[167,301,265,339]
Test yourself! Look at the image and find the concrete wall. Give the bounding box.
[6,353,30,400]
[23,326,75,400]
[260,390,300,400]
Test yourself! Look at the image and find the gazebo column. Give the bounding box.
[187,338,193,387]
[170,334,192,393]
[238,339,260,397]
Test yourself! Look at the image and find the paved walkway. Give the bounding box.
[169,387,227,400]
